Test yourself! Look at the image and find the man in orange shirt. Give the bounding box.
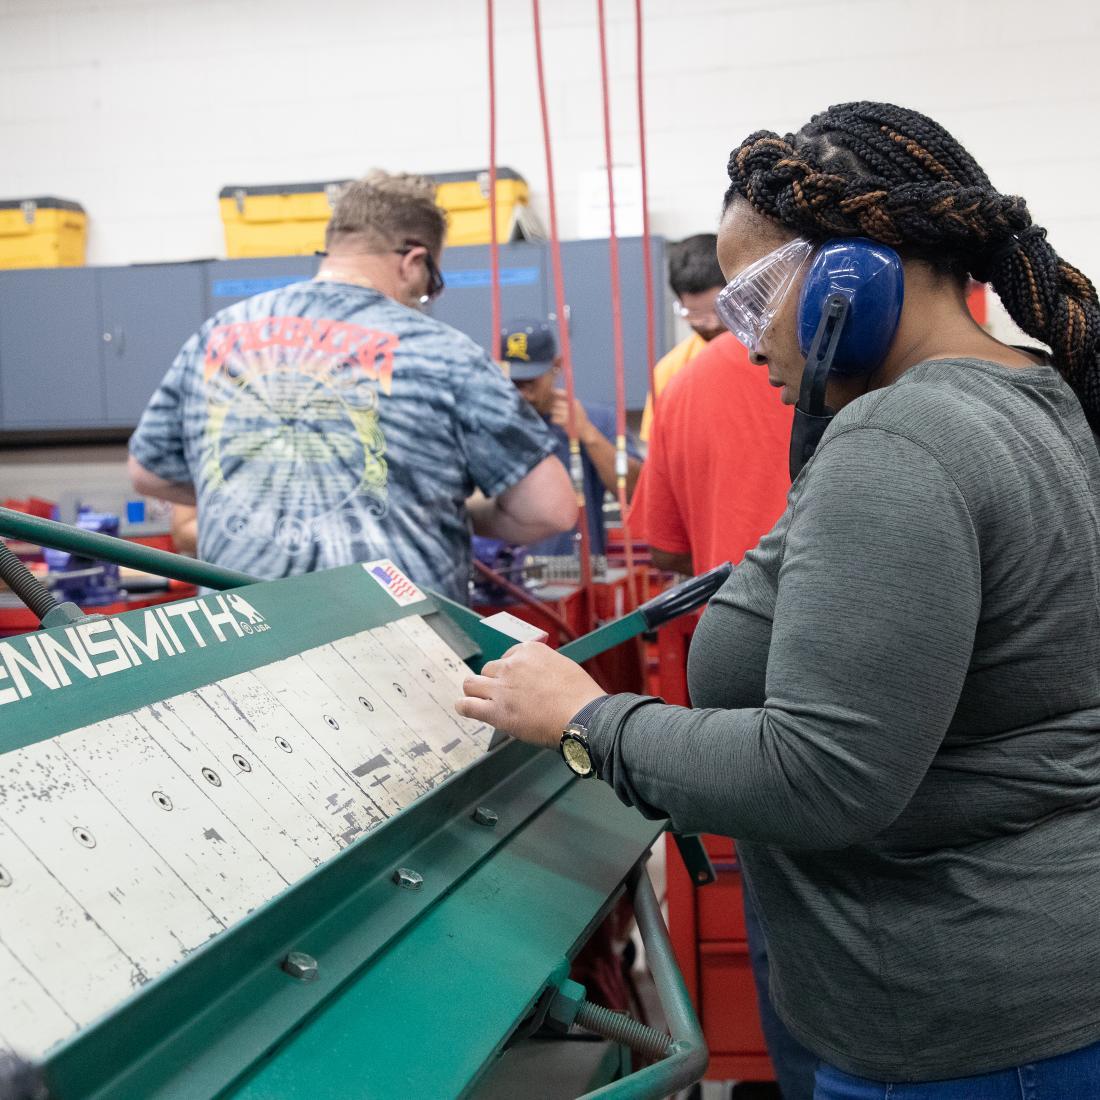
[631,331,792,574]
[639,234,727,441]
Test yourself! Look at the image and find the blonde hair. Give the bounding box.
[325,170,447,254]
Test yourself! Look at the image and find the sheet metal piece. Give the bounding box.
[0,614,491,1062]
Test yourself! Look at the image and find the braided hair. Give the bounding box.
[724,102,1100,427]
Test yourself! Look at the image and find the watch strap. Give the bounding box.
[570,694,610,730]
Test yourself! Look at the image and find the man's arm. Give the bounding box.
[552,394,641,499]
[467,455,576,544]
[170,504,199,556]
[128,331,200,507]
[579,422,642,499]
[651,547,693,574]
[128,455,196,506]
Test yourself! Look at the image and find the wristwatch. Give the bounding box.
[559,696,608,778]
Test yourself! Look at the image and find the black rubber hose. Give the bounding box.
[0,541,58,623]
[637,561,732,629]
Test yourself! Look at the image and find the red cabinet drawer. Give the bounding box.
[699,942,768,1055]
[698,868,747,942]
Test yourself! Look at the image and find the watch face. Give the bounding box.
[562,735,594,777]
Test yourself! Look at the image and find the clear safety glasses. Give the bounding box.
[716,238,814,354]
[674,300,719,324]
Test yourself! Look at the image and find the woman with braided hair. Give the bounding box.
[724,103,1100,429]
[459,102,1100,1097]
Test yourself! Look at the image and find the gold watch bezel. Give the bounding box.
[559,727,595,778]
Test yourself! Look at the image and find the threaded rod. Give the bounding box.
[574,999,673,1061]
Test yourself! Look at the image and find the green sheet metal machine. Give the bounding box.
[0,508,727,1100]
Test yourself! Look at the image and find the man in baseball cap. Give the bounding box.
[501,318,641,558]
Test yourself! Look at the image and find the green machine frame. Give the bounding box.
[0,508,721,1100]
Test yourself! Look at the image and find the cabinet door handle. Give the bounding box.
[102,327,124,355]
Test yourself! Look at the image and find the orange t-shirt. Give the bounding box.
[630,333,794,573]
[639,332,708,441]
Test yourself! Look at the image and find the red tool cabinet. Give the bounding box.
[655,613,776,1084]
[667,833,774,1081]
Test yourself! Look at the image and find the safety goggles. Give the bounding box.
[396,239,445,302]
[716,238,814,354]
[674,300,720,324]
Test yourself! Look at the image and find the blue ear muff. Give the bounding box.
[797,238,904,376]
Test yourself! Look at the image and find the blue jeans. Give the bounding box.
[742,877,819,1100]
[814,1038,1100,1099]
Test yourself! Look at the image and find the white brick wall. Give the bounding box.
[0,0,1096,512]
[0,0,1098,318]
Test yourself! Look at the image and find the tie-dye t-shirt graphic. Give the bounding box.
[130,281,555,602]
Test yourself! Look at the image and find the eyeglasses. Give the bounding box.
[395,239,445,302]
[674,301,721,323]
[716,238,814,354]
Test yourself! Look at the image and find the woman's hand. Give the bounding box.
[456,642,605,749]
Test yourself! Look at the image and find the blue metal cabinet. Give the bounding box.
[432,242,550,353]
[204,256,317,316]
[99,263,207,427]
[0,267,106,429]
[0,240,669,435]
[559,237,668,411]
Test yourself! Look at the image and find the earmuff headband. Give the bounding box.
[790,294,849,479]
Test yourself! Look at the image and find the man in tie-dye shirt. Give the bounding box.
[129,172,575,602]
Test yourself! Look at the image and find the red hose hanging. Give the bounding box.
[595,0,639,610]
[532,0,595,628]
[486,0,502,363]
[635,0,657,409]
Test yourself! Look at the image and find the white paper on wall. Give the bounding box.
[577,164,643,239]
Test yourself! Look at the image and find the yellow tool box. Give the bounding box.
[0,197,87,269]
[434,167,530,246]
[218,169,535,258]
[218,181,348,259]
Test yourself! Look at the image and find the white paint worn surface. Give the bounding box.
[0,615,491,1062]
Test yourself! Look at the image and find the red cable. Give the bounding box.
[634,0,656,611]
[532,0,595,628]
[486,0,502,363]
[635,0,657,406]
[595,0,638,611]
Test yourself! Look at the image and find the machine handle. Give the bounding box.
[554,562,733,668]
[577,864,708,1098]
[0,508,257,592]
[637,562,731,630]
[102,326,124,355]
[671,833,716,887]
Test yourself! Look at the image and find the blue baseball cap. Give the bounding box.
[500,319,558,381]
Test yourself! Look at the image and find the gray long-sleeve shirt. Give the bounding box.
[587,357,1100,1081]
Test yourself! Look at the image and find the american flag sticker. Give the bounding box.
[362,560,426,607]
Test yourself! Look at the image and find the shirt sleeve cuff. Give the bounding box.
[570,694,611,728]
[584,692,664,781]
[477,436,558,499]
[128,437,191,486]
